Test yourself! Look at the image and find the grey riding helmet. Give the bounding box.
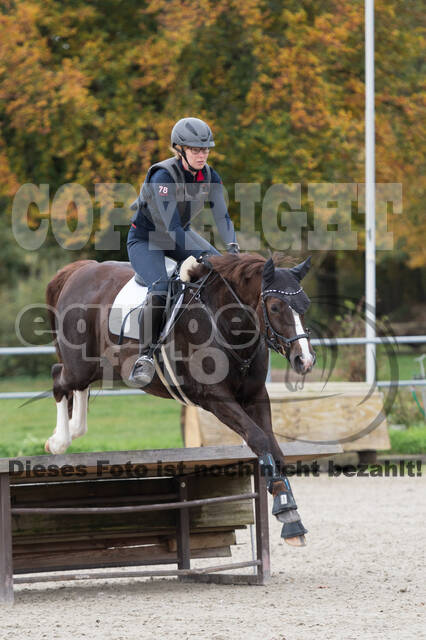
[171,117,215,149]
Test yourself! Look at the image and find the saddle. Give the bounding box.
[109,256,198,342]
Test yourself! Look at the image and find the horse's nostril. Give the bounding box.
[292,353,314,372]
[293,355,304,369]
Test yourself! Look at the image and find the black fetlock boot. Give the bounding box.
[129,292,166,386]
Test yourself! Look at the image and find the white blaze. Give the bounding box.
[291,309,312,363]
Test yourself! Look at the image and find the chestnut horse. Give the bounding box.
[45,253,315,545]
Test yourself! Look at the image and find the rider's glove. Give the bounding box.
[226,242,240,255]
[196,251,214,270]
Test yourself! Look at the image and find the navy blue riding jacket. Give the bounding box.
[127,158,236,294]
[129,159,236,247]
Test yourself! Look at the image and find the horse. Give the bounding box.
[44,252,316,546]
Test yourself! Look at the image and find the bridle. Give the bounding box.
[158,260,311,375]
[261,288,311,355]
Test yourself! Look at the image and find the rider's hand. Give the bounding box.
[226,242,240,255]
[196,252,214,270]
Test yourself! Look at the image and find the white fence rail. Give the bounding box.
[0,336,425,399]
[1,335,426,356]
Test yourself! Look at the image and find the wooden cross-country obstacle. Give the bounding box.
[184,383,390,457]
[0,442,341,605]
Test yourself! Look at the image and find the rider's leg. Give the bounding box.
[126,228,220,386]
[127,232,169,288]
[130,287,167,386]
[127,233,168,386]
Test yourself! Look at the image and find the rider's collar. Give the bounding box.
[178,158,206,182]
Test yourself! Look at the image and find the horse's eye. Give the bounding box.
[270,304,280,313]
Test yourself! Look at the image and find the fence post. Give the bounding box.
[0,473,13,605]
[253,460,270,585]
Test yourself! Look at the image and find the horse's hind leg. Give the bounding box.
[69,388,89,442]
[45,363,72,454]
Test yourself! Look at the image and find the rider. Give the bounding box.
[127,117,239,386]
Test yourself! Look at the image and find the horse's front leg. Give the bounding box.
[242,387,308,547]
[202,390,307,547]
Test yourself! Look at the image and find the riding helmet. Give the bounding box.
[171,117,215,148]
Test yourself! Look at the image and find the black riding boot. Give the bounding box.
[129,292,166,386]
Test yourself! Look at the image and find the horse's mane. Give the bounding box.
[189,253,267,287]
[189,252,297,288]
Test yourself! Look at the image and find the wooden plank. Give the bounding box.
[269,382,390,451]
[11,491,257,515]
[0,474,13,605]
[12,507,177,539]
[12,526,243,547]
[11,475,255,541]
[180,574,261,585]
[167,531,236,553]
[14,545,232,574]
[11,477,176,507]
[13,535,164,555]
[188,476,255,529]
[14,561,259,584]
[1,441,342,478]
[14,531,237,556]
[12,514,247,542]
[183,383,388,452]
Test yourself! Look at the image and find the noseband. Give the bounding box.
[261,288,310,355]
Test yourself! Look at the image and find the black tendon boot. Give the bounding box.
[130,292,166,386]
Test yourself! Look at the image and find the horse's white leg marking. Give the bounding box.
[291,309,314,369]
[69,389,89,440]
[47,397,72,454]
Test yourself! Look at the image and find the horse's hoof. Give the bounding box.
[284,535,306,547]
[281,520,308,540]
[45,440,50,453]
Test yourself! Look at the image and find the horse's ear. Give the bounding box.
[290,256,311,281]
[262,258,275,287]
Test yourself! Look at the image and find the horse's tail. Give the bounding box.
[46,260,94,344]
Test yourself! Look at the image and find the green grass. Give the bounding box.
[0,362,425,457]
[0,375,52,393]
[0,392,182,458]
[388,426,426,455]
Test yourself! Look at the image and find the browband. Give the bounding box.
[261,287,304,297]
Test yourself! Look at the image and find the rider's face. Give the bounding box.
[182,146,210,171]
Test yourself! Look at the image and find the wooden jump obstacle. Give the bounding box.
[184,382,390,456]
[0,442,341,605]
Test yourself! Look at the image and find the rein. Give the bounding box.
[193,275,263,377]
[160,260,262,376]
[155,258,310,377]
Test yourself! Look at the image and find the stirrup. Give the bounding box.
[130,354,156,387]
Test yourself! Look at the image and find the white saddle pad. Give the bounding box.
[109,256,197,341]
